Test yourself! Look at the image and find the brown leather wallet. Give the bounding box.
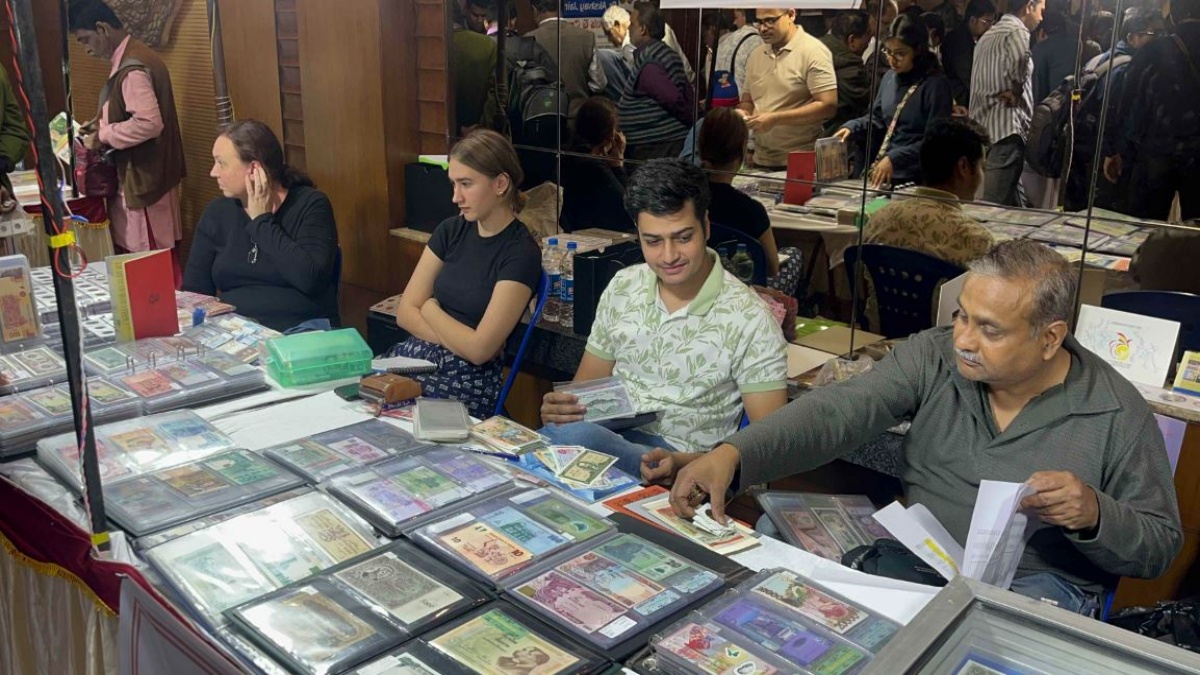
[358,373,422,406]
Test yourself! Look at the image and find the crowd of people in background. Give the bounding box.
[428,0,1200,445]
[449,0,1198,222]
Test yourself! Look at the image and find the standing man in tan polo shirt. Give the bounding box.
[739,8,837,169]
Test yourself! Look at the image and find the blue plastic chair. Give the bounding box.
[495,271,551,417]
[709,222,768,286]
[844,244,966,338]
[1100,291,1200,362]
[1099,588,1116,622]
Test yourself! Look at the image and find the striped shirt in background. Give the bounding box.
[618,39,693,145]
[968,14,1034,143]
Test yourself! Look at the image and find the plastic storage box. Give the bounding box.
[263,328,371,387]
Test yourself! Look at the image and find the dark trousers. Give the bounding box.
[1128,152,1200,221]
[983,134,1029,207]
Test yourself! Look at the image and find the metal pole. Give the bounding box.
[6,0,107,551]
[207,0,233,126]
[1074,0,1125,326]
[58,0,77,196]
[496,0,508,134]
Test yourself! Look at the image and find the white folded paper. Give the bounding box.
[873,502,964,581]
[873,480,1038,589]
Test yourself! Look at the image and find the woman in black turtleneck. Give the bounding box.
[183,119,339,332]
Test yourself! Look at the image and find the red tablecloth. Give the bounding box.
[22,194,110,227]
[0,476,133,613]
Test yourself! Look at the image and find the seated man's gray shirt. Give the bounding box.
[728,327,1182,593]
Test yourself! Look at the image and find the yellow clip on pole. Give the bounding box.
[49,231,76,248]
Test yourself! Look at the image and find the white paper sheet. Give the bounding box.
[1075,305,1181,387]
[787,343,835,378]
[370,355,436,371]
[808,565,939,624]
[963,480,1037,589]
[872,501,963,581]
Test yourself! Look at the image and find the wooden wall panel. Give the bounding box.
[275,0,305,171]
[415,0,446,155]
[66,0,220,263]
[217,0,282,139]
[296,0,390,292]
[380,0,419,290]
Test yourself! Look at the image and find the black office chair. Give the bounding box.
[844,244,965,338]
[709,221,768,286]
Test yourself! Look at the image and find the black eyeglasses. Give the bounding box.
[882,47,914,58]
[759,14,788,27]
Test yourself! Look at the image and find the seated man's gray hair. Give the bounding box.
[603,4,630,30]
[967,240,1078,330]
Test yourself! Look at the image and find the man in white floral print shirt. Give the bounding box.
[540,159,788,477]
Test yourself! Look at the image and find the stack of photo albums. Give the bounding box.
[651,568,900,674]
[32,408,722,675]
[0,333,269,459]
[3,259,273,455]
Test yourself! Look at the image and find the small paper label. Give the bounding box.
[510,488,549,504]
[428,512,475,533]
[358,656,402,675]
[600,615,638,638]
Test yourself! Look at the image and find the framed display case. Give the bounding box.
[865,577,1200,674]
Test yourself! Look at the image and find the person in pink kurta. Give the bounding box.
[71,1,186,286]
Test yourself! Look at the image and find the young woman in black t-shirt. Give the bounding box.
[388,130,541,418]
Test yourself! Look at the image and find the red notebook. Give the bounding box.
[783,150,817,205]
[107,249,177,341]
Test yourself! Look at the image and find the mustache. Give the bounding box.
[955,349,981,364]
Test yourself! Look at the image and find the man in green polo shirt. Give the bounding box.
[540,159,788,477]
[654,239,1182,615]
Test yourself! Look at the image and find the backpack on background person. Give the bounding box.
[708,32,756,108]
[1027,55,1131,179]
[505,36,567,150]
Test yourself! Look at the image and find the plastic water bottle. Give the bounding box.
[718,247,734,274]
[732,243,754,284]
[542,238,561,323]
[560,241,577,329]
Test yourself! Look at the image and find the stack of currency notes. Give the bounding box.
[532,445,618,489]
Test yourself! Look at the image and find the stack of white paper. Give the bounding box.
[962,480,1038,588]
